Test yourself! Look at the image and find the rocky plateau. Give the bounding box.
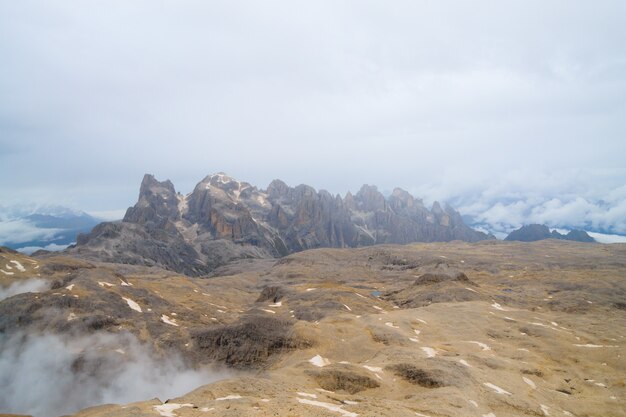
[0,239,624,417]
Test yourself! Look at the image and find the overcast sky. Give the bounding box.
[1,1,625,234]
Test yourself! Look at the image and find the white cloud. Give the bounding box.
[87,209,126,221]
[0,219,62,245]
[0,278,49,301]
[0,331,229,417]
[587,232,626,244]
[0,1,623,239]
[18,243,72,255]
[461,191,625,237]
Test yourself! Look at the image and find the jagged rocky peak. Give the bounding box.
[266,179,291,199]
[196,172,257,200]
[431,201,444,215]
[123,174,180,226]
[74,173,492,276]
[389,188,417,210]
[344,191,356,210]
[355,184,387,212]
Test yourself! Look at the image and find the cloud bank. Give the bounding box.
[0,278,49,301]
[0,331,228,417]
[412,168,626,237]
[0,1,624,236]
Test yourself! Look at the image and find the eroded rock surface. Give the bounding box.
[72,174,491,275]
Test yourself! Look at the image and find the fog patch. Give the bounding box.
[587,231,626,244]
[18,242,73,255]
[0,332,229,417]
[0,278,49,301]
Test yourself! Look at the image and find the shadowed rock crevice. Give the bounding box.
[256,286,288,303]
[192,316,311,368]
[388,364,448,388]
[311,368,380,393]
[383,268,483,308]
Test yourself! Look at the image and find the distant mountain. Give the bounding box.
[73,173,493,275]
[505,224,595,243]
[0,205,101,253]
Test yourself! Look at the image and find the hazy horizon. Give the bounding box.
[1,1,625,237]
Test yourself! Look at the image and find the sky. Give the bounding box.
[1,1,625,236]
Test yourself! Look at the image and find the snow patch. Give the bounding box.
[10,260,26,272]
[297,398,358,417]
[523,377,536,389]
[465,341,491,351]
[421,347,437,358]
[154,403,193,417]
[483,382,511,395]
[309,355,331,367]
[161,314,179,326]
[491,302,506,311]
[123,297,142,313]
[574,344,618,348]
[215,395,242,401]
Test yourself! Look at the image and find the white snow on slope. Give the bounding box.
[309,355,331,367]
[154,403,193,417]
[161,314,179,326]
[297,398,358,417]
[123,297,142,312]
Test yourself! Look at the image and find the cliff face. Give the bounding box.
[75,173,492,275]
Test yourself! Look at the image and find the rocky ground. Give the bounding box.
[0,240,625,417]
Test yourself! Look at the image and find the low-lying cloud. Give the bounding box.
[0,278,49,301]
[0,331,229,417]
[0,218,62,246]
[18,242,73,255]
[412,169,626,238]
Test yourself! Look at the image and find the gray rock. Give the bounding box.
[72,173,492,276]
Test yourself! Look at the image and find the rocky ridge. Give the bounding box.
[505,224,595,243]
[73,173,491,275]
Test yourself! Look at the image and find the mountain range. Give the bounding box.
[0,205,100,253]
[504,224,595,243]
[72,173,492,275]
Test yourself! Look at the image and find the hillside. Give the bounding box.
[0,240,624,416]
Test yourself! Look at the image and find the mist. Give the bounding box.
[0,331,230,417]
[0,278,49,301]
[1,1,625,221]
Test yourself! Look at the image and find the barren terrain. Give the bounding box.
[1,241,624,417]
